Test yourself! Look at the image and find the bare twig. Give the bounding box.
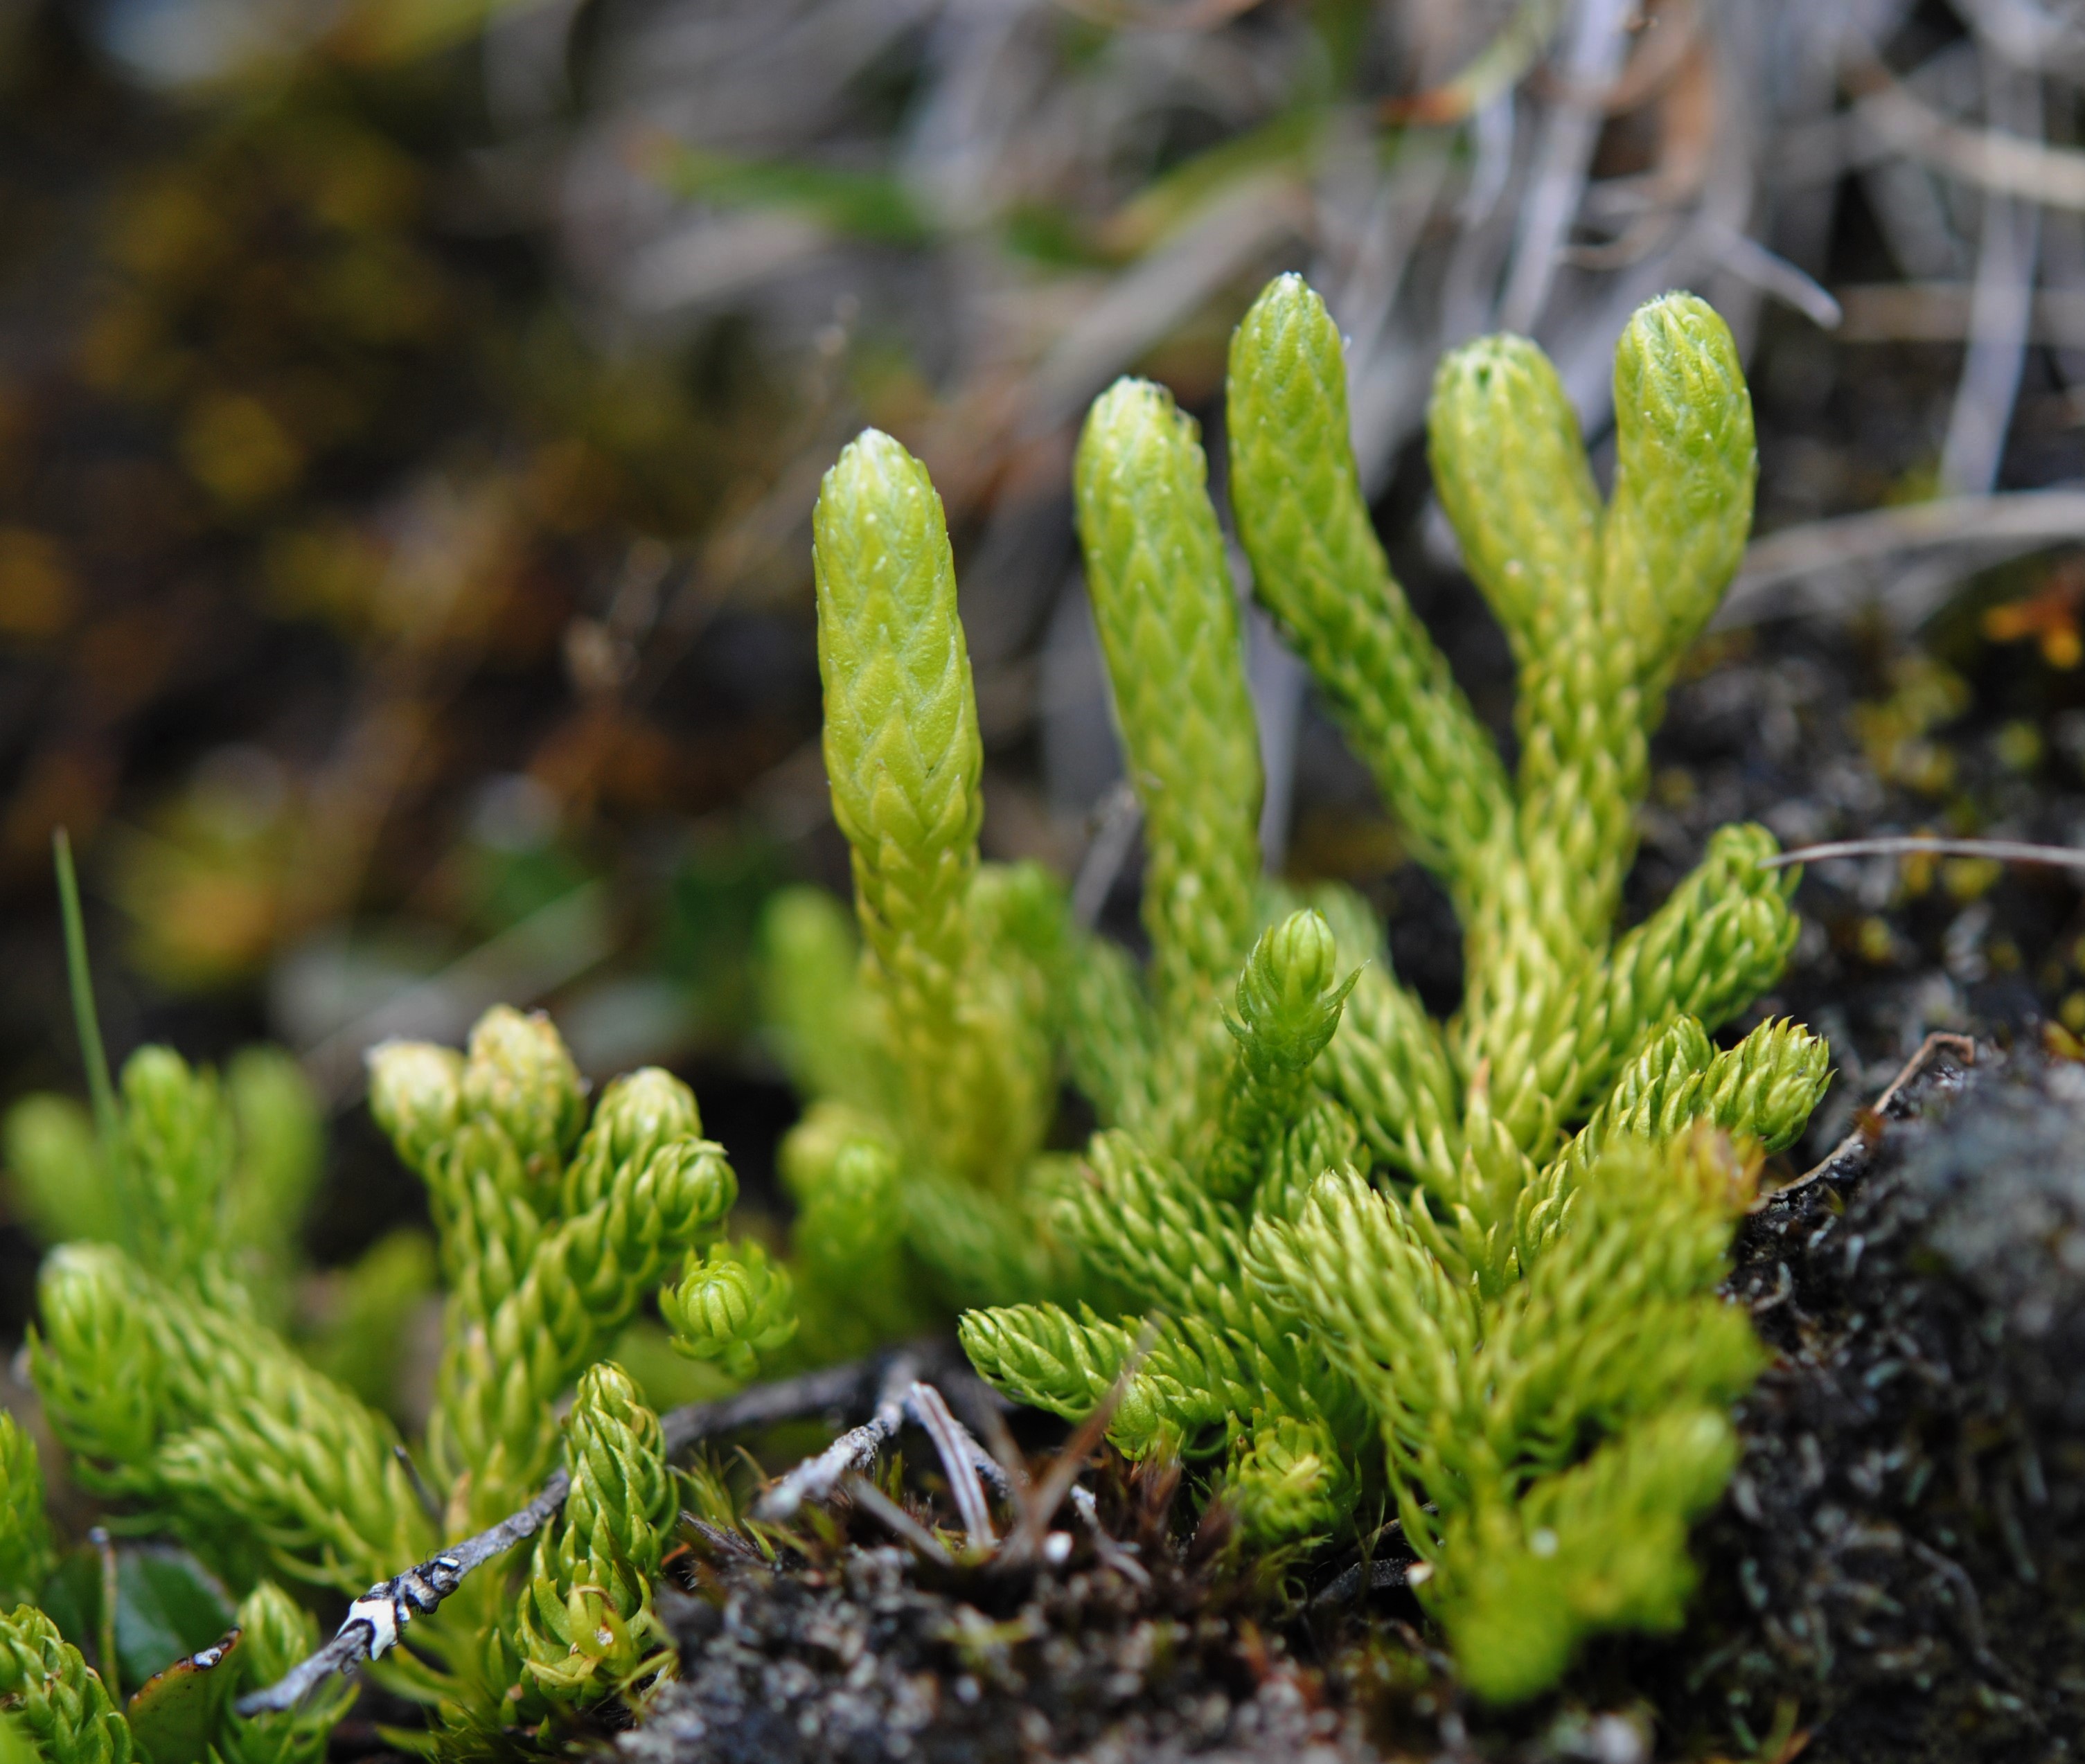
[930,1387,1015,1500]
[1834,283,2085,347]
[1716,488,2085,628]
[1768,1032,1978,1203]
[1497,0,1637,331]
[238,1346,928,1714]
[1849,53,2085,211]
[1000,1324,1155,1568]
[903,1382,996,1551]
[1764,836,2085,873]
[1067,1485,1152,1587]
[1868,1033,1980,1121]
[1704,225,1843,330]
[237,1475,571,1716]
[1311,1558,1416,1605]
[754,1353,920,1522]
[1938,51,2041,497]
[956,1378,1040,1531]
[657,1352,900,1456]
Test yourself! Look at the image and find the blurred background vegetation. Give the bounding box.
[6,0,2085,1417]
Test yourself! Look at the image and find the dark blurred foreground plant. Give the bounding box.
[3,274,1830,1759]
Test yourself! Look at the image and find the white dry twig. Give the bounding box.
[903,1380,998,1549]
[1765,835,2085,873]
[237,1349,927,1715]
[1717,487,2085,628]
[754,1352,920,1521]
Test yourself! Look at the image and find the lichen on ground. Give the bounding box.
[630,1535,1373,1764]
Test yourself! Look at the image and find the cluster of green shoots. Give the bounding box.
[747,272,1827,1698]
[1,874,749,1759]
[0,269,1828,1758]
[0,977,360,1764]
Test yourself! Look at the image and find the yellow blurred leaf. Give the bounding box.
[179,393,304,510]
[330,0,567,65]
[0,528,77,638]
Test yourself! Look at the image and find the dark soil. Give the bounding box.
[630,1535,1378,1764]
[1686,1042,2085,1763]
[1643,607,2085,1147]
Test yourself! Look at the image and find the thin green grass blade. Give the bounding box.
[53,830,120,1149]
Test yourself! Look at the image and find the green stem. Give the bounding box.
[53,830,120,1149]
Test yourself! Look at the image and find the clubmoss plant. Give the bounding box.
[5,1041,323,1330]
[504,1363,673,1712]
[12,939,737,1755]
[0,850,378,1764]
[741,431,1092,1361]
[764,273,1829,1698]
[661,1241,799,1382]
[0,1399,353,1764]
[0,1596,133,1764]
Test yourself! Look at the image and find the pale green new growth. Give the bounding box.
[662,1241,799,1381]
[0,1607,131,1764]
[815,431,982,1042]
[813,431,1049,1188]
[727,431,1095,1352]
[361,1013,738,1515]
[1204,909,1358,1202]
[1075,380,1262,1033]
[6,1040,326,1321]
[222,1049,328,1307]
[457,1006,587,1197]
[1224,278,1511,891]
